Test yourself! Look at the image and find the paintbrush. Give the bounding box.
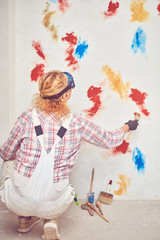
[87,202,110,223]
[97,180,113,205]
[88,168,95,204]
[126,112,141,143]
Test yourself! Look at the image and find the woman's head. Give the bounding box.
[32,70,74,117]
[39,70,68,99]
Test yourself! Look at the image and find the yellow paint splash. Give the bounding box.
[114,174,131,196]
[130,0,150,22]
[102,65,130,100]
[42,2,58,40]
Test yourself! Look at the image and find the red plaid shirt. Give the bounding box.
[0,109,124,182]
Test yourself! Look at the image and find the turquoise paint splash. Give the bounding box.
[49,0,57,3]
[74,38,88,60]
[132,147,146,174]
[131,27,146,55]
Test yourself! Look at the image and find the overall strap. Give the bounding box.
[54,113,73,145]
[32,109,44,149]
[32,109,73,148]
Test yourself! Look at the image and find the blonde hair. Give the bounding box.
[32,70,70,118]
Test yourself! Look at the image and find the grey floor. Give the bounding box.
[0,200,159,240]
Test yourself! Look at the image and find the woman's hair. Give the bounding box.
[32,70,70,117]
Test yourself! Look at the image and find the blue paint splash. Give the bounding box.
[49,0,57,3]
[131,27,146,55]
[74,38,88,60]
[132,147,146,174]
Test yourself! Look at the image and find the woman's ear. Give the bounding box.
[62,89,72,101]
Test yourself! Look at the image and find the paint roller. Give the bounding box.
[126,112,141,142]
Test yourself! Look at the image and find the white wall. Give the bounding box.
[0,0,16,168]
[1,0,160,200]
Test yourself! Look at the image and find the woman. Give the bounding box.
[0,70,138,240]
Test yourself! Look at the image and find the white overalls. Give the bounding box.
[0,109,75,219]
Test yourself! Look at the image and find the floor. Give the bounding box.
[0,200,159,240]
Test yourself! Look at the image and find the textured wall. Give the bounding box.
[2,0,160,199]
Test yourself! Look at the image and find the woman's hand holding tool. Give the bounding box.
[125,112,140,142]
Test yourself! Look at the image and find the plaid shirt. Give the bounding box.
[0,109,124,182]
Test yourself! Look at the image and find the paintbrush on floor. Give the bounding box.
[97,180,113,205]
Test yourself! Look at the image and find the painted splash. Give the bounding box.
[74,38,88,60]
[112,140,131,155]
[129,88,150,116]
[130,0,150,22]
[49,0,57,3]
[131,27,146,55]
[57,0,70,13]
[42,2,58,40]
[104,1,119,17]
[114,174,131,196]
[62,32,88,71]
[32,41,46,60]
[102,65,130,100]
[62,32,78,70]
[157,2,160,15]
[132,147,146,174]
[31,64,45,82]
[84,86,102,117]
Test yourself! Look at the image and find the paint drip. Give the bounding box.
[129,88,150,116]
[42,3,58,40]
[104,1,119,17]
[114,174,131,196]
[112,140,131,155]
[32,41,46,60]
[132,147,146,174]
[130,0,150,22]
[84,86,102,117]
[102,65,130,100]
[131,27,146,55]
[31,64,45,82]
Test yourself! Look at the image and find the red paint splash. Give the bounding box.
[104,1,119,17]
[157,2,160,15]
[62,32,78,71]
[84,86,102,117]
[58,0,70,13]
[32,41,46,60]
[129,88,150,116]
[112,140,130,155]
[31,64,45,82]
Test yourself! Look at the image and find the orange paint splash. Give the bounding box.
[114,174,131,196]
[42,3,58,40]
[130,0,150,22]
[102,65,130,100]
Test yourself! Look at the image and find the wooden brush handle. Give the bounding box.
[126,130,133,143]
[87,202,110,223]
